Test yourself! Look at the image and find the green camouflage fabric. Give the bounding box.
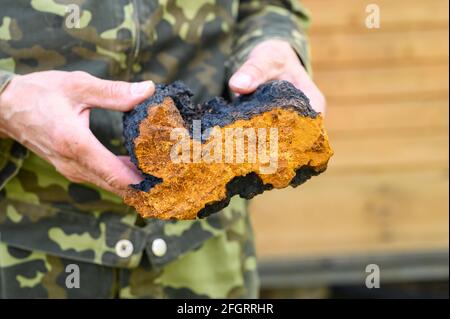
[0,199,259,298]
[0,0,310,298]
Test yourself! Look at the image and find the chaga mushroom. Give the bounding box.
[123,80,333,220]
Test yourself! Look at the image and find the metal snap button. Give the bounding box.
[115,239,134,258]
[151,238,167,257]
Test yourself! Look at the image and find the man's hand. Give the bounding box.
[0,70,154,196]
[229,39,326,113]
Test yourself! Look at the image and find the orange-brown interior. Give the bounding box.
[124,97,333,220]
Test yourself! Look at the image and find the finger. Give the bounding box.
[118,156,143,177]
[70,71,155,112]
[287,75,327,115]
[307,88,327,115]
[229,55,283,94]
[75,129,143,195]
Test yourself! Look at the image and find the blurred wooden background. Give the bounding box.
[250,0,449,261]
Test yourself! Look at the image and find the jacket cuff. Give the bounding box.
[0,71,28,191]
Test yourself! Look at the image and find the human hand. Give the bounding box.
[0,71,154,196]
[229,39,326,114]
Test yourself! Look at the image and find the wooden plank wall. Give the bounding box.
[250,0,449,259]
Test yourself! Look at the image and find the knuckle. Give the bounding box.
[101,168,127,191]
[66,71,92,91]
[104,173,120,189]
[100,174,124,194]
[104,175,116,187]
[245,59,266,78]
[53,135,76,158]
[51,131,66,153]
[55,145,71,159]
[104,81,123,99]
[70,71,90,81]
[53,162,81,183]
[269,55,285,70]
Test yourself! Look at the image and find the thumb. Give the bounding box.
[229,55,282,94]
[76,129,143,194]
[74,72,155,111]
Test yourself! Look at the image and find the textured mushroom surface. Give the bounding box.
[123,80,333,220]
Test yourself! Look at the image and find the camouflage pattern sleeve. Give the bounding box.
[0,1,260,298]
[0,70,27,192]
[0,139,28,191]
[228,0,311,75]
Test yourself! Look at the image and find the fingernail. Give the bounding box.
[230,73,252,90]
[131,81,154,96]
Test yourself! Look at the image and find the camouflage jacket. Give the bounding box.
[0,0,310,270]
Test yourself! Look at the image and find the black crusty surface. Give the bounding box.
[123,80,321,218]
